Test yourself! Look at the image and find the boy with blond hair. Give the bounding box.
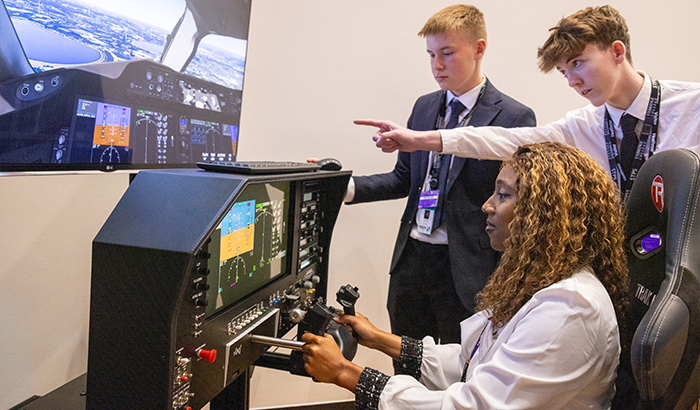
[347,4,535,344]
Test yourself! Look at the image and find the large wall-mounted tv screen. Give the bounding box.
[0,0,251,171]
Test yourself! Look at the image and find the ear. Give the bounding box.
[611,40,628,64]
[474,38,487,60]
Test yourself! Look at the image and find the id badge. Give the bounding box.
[417,190,439,234]
[419,190,439,208]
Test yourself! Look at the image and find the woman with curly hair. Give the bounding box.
[302,142,629,410]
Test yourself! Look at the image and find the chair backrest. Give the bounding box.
[615,148,700,410]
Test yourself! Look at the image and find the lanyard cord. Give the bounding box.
[461,324,489,382]
[603,77,661,203]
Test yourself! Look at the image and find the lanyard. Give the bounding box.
[603,77,661,202]
[460,324,489,382]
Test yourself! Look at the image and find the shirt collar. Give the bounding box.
[446,76,487,112]
[605,71,650,126]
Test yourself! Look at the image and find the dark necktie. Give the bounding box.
[431,99,466,231]
[446,99,466,129]
[619,113,639,178]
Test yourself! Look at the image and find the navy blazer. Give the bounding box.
[350,79,536,313]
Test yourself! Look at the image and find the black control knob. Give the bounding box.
[195,298,209,307]
[197,250,211,259]
[197,266,210,276]
[194,282,210,291]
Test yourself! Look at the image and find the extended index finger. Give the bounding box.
[353,119,385,128]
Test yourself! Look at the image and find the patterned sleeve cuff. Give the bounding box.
[355,367,390,410]
[396,335,423,379]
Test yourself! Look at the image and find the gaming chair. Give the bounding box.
[614,148,700,410]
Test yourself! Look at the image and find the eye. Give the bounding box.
[497,192,510,201]
[572,60,581,68]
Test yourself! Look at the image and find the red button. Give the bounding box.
[198,349,217,363]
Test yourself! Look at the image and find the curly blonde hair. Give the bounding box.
[476,142,629,328]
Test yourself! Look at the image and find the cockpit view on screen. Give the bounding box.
[0,0,251,171]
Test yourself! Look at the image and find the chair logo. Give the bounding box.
[651,175,664,213]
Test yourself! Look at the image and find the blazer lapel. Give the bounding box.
[420,91,445,131]
[466,78,502,131]
[419,150,430,181]
[415,91,444,185]
[447,156,467,193]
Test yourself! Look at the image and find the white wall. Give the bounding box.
[2,1,700,409]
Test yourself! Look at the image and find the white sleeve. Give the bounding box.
[378,281,618,410]
[344,177,355,202]
[418,338,464,390]
[439,119,575,160]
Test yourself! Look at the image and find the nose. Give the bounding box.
[433,55,444,71]
[482,195,495,214]
[566,72,581,88]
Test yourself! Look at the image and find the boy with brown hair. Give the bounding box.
[361,5,700,200]
[346,4,535,345]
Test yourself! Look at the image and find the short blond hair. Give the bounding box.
[418,4,487,42]
[537,5,632,73]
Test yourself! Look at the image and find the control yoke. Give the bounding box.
[252,285,360,377]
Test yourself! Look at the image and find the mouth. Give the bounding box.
[485,220,495,232]
[580,89,591,97]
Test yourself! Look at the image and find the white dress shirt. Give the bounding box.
[439,72,700,176]
[379,268,620,410]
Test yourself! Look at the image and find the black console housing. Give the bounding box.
[86,168,350,410]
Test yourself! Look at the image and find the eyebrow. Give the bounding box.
[495,179,515,190]
[555,53,584,71]
[565,53,583,65]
